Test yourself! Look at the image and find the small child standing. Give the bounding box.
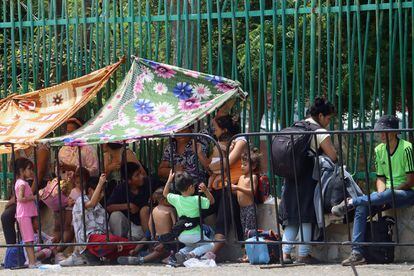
[163,171,215,265]
[14,158,38,268]
[231,148,261,237]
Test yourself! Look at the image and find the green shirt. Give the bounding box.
[375,139,414,189]
[167,193,210,235]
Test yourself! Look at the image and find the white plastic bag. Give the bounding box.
[183,258,217,268]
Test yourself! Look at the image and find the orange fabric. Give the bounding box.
[0,58,124,154]
[213,159,243,190]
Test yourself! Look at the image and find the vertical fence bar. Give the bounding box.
[309,0,316,102]
[338,133,352,241]
[145,138,156,241]
[11,144,23,267]
[10,3,17,93]
[33,147,43,244]
[77,147,87,243]
[245,140,259,241]
[122,141,133,240]
[385,132,399,243]
[290,134,304,242]
[313,134,326,241]
[54,149,65,246]
[361,133,375,240]
[98,144,110,242]
[267,134,284,264]
[192,136,205,242]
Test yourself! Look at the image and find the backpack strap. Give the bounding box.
[157,216,200,243]
[293,120,322,131]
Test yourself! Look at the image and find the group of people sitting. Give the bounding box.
[3,100,265,268]
[3,97,414,268]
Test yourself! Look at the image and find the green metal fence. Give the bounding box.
[0,0,413,197]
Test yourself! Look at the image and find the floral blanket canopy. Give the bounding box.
[0,58,123,154]
[42,57,247,146]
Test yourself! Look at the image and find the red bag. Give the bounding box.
[255,175,270,204]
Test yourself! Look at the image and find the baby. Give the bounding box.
[208,132,233,189]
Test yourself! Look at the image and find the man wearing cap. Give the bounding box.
[331,115,414,266]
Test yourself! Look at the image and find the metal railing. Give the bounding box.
[1,129,414,267]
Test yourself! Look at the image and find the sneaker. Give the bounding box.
[331,199,352,217]
[54,252,65,264]
[59,253,89,267]
[175,252,195,265]
[341,252,366,266]
[28,261,41,269]
[294,255,320,265]
[117,256,144,265]
[283,254,294,264]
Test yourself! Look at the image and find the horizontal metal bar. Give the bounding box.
[0,239,227,248]
[0,3,412,29]
[3,238,412,248]
[237,240,414,247]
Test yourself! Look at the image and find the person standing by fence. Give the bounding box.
[14,158,38,268]
[279,98,337,264]
[1,145,50,246]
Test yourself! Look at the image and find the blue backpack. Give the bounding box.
[245,229,280,265]
[245,237,270,264]
[3,247,26,269]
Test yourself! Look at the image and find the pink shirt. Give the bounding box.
[15,179,38,218]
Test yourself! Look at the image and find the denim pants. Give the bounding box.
[352,189,414,254]
[178,232,214,257]
[282,223,312,257]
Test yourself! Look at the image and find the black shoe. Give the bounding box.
[117,256,144,265]
[341,252,366,266]
[294,255,320,265]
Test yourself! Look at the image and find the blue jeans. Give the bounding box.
[178,233,214,257]
[351,189,414,254]
[282,223,312,257]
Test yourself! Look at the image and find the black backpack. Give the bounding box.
[364,216,395,264]
[271,120,320,179]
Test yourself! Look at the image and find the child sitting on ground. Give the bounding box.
[231,148,261,237]
[117,186,177,265]
[162,171,215,265]
[14,158,38,268]
[57,167,90,253]
[60,174,136,266]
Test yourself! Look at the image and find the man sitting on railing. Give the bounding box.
[331,115,414,266]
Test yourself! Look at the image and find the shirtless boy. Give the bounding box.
[231,148,261,237]
[118,187,176,265]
